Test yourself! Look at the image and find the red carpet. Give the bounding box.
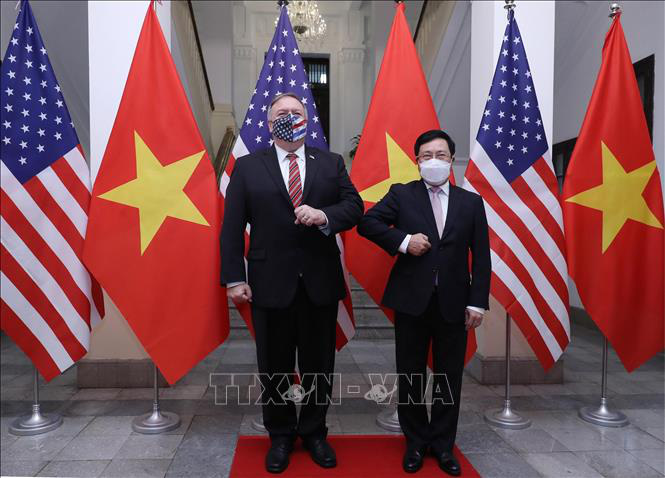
[230,435,480,477]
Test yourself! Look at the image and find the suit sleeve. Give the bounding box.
[320,155,364,234]
[468,194,491,309]
[220,159,249,285]
[356,184,408,256]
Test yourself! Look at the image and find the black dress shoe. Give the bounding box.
[265,438,294,474]
[303,437,337,468]
[433,450,461,476]
[403,448,426,473]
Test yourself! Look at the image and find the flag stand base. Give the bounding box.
[485,400,531,429]
[579,399,628,428]
[132,406,180,434]
[10,406,63,436]
[10,368,63,436]
[376,408,401,432]
[132,364,180,434]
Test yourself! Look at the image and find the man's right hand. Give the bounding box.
[227,283,252,304]
[407,233,431,256]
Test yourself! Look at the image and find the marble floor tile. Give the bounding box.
[545,426,623,452]
[187,413,243,437]
[37,459,110,477]
[455,424,514,454]
[71,388,122,401]
[487,384,537,396]
[167,434,236,478]
[2,432,75,461]
[576,450,664,478]
[336,413,399,435]
[114,435,184,459]
[493,427,569,453]
[0,459,47,477]
[79,416,135,437]
[624,409,665,430]
[597,425,665,450]
[464,451,541,477]
[628,448,665,475]
[101,458,172,478]
[522,451,604,477]
[62,399,122,417]
[522,410,596,430]
[53,434,129,461]
[644,427,665,441]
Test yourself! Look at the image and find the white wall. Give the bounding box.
[88,0,171,182]
[554,0,664,189]
[192,0,234,106]
[428,0,472,181]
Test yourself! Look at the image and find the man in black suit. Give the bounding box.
[221,93,363,473]
[357,130,490,476]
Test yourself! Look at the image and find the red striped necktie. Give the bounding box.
[287,153,302,208]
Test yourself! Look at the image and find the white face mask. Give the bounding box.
[419,159,451,186]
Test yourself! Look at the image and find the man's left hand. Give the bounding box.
[465,309,484,331]
[294,205,327,227]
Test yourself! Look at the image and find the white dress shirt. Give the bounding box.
[398,181,484,316]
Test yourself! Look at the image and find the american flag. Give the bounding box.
[463,10,569,368]
[222,6,355,349]
[0,0,104,381]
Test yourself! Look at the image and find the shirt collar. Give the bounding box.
[425,180,450,196]
[275,143,306,163]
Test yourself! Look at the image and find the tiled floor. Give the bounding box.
[1,323,663,478]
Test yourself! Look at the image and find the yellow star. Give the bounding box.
[359,132,421,203]
[565,141,663,253]
[98,131,209,255]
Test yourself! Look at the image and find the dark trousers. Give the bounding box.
[394,293,467,453]
[251,280,338,442]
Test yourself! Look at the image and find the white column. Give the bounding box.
[86,0,172,362]
[469,1,556,363]
[232,3,256,129]
[337,48,365,159]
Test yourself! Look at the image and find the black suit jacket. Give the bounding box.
[220,146,363,308]
[357,180,491,321]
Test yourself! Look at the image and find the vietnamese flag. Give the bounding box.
[83,5,229,383]
[562,13,664,372]
[346,2,476,363]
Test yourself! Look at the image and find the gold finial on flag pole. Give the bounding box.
[609,2,622,18]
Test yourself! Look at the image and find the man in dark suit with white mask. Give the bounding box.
[358,129,491,476]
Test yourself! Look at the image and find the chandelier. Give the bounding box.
[276,1,327,44]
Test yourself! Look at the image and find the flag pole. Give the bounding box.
[9,367,63,435]
[576,0,629,430]
[132,363,181,434]
[484,313,531,429]
[375,0,405,436]
[578,336,628,427]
